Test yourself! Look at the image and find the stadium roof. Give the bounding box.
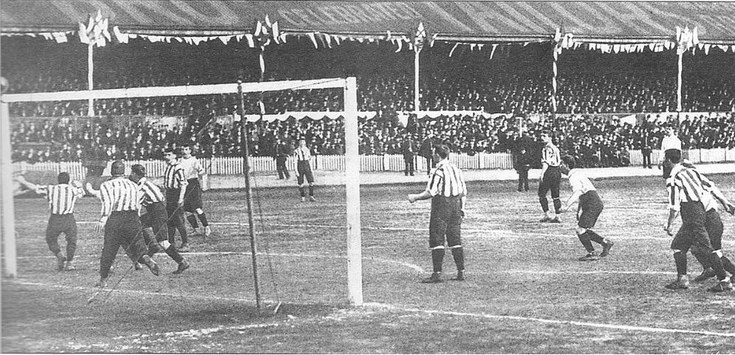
[2,1,735,45]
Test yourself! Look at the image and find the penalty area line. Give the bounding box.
[365,303,735,338]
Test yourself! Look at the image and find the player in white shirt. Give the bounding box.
[560,156,614,261]
[179,143,211,237]
[658,124,682,179]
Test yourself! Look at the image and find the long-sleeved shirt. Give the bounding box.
[137,177,165,208]
[179,156,204,180]
[295,146,312,162]
[426,160,467,198]
[666,164,712,211]
[542,143,561,167]
[37,184,84,215]
[163,162,188,190]
[99,177,140,216]
[567,169,596,195]
[659,135,683,163]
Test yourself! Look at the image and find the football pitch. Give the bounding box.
[3,173,735,353]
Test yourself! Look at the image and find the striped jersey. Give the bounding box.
[163,162,188,190]
[37,184,84,215]
[179,156,204,180]
[99,177,140,216]
[542,143,561,167]
[666,164,713,211]
[295,146,311,162]
[137,177,166,208]
[426,160,467,198]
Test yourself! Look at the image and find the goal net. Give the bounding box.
[0,78,364,306]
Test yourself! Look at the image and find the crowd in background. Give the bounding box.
[3,35,735,167]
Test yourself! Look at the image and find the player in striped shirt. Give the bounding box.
[408,144,467,283]
[559,156,614,261]
[295,138,316,202]
[95,160,159,288]
[663,152,732,292]
[675,162,735,284]
[538,131,562,223]
[16,172,84,271]
[163,147,190,252]
[130,164,190,274]
[180,143,211,237]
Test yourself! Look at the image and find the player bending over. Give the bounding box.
[559,156,614,261]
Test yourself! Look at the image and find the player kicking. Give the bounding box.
[559,156,614,261]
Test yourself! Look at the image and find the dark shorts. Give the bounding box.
[671,201,714,253]
[47,214,76,240]
[183,178,203,212]
[577,190,604,229]
[166,190,186,228]
[689,208,723,254]
[297,161,314,185]
[538,166,561,197]
[141,202,169,243]
[102,211,147,267]
[429,196,463,249]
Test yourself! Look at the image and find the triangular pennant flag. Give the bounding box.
[113,26,129,44]
[78,22,90,44]
[271,22,280,44]
[308,32,318,48]
[489,44,498,60]
[52,32,68,43]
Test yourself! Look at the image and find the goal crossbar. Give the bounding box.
[0,77,363,306]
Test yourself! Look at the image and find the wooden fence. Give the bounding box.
[11,149,735,181]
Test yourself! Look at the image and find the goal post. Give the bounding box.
[0,78,364,305]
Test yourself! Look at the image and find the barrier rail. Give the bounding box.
[12,149,735,181]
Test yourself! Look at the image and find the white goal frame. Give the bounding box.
[0,78,364,305]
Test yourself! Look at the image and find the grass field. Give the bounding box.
[3,172,735,353]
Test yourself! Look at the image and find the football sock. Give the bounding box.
[708,253,728,280]
[577,232,595,253]
[197,212,208,227]
[167,226,176,245]
[539,196,549,213]
[587,230,605,245]
[178,223,188,244]
[299,187,305,197]
[161,241,184,263]
[674,251,688,276]
[693,250,711,269]
[309,185,314,197]
[552,198,562,214]
[720,255,735,274]
[187,214,199,229]
[451,247,465,272]
[431,248,445,273]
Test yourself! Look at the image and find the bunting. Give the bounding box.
[676,26,699,55]
[78,10,111,47]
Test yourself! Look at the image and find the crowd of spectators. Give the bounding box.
[10,110,735,169]
[3,35,734,166]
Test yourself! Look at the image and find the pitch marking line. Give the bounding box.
[364,303,735,338]
[12,280,735,342]
[13,251,689,277]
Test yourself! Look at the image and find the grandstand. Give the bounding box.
[2,2,735,353]
[2,2,734,177]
